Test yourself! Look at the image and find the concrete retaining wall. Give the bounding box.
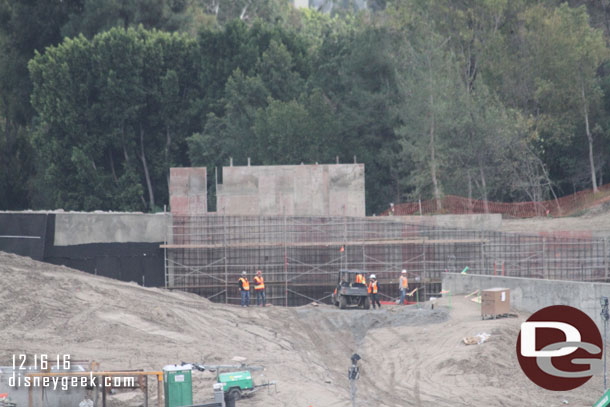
[169,167,207,215]
[375,214,503,230]
[0,212,49,260]
[217,164,365,217]
[442,272,610,331]
[0,212,167,287]
[54,213,167,246]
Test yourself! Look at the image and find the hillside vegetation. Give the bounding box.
[2,0,610,215]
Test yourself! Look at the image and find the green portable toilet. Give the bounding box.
[163,364,193,407]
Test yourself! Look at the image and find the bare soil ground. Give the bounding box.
[501,201,610,237]
[0,251,605,406]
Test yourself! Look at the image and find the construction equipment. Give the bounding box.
[0,393,16,407]
[331,270,370,309]
[183,363,276,401]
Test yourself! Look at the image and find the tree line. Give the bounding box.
[2,0,610,215]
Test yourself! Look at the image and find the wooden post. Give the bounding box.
[102,376,106,407]
[157,374,163,407]
[93,382,99,407]
[143,375,148,407]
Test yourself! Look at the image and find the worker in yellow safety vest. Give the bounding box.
[238,271,250,307]
[368,274,381,309]
[253,270,266,307]
[355,273,366,285]
[399,269,409,305]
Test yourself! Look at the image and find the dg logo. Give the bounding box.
[516,305,603,391]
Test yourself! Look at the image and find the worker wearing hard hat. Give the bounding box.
[355,273,366,285]
[399,269,409,305]
[238,271,250,307]
[253,270,266,307]
[368,274,381,309]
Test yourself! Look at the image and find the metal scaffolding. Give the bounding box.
[162,215,610,306]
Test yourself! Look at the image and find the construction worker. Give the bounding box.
[238,271,250,307]
[253,270,266,307]
[399,269,408,305]
[368,274,381,309]
[355,273,366,285]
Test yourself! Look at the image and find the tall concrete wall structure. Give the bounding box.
[169,167,207,214]
[442,273,610,332]
[216,164,365,217]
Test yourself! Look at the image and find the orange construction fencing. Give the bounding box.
[382,183,610,218]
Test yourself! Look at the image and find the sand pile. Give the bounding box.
[0,251,604,406]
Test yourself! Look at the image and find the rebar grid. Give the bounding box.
[163,215,609,306]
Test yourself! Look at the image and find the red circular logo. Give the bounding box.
[516,305,602,391]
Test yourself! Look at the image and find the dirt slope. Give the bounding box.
[500,201,610,237]
[0,252,604,406]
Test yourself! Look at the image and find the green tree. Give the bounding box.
[310,26,402,214]
[29,27,200,210]
[525,4,609,192]
[393,27,460,209]
[0,0,84,209]
[60,0,217,38]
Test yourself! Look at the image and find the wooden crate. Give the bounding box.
[481,288,510,319]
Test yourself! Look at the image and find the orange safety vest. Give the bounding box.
[368,281,378,294]
[401,276,408,288]
[239,277,250,291]
[356,274,365,284]
[254,276,265,290]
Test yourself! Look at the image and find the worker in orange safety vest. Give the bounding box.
[238,271,250,307]
[355,273,366,285]
[368,274,381,309]
[253,270,266,307]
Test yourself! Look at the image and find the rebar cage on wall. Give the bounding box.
[162,215,610,306]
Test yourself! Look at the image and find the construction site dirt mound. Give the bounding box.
[0,251,604,406]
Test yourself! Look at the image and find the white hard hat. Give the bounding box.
[401,269,407,274]
[370,274,376,279]
[242,271,247,276]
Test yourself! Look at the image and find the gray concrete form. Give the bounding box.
[54,213,169,246]
[442,272,610,332]
[216,164,365,217]
[373,214,503,230]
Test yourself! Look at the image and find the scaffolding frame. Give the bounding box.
[163,215,610,306]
